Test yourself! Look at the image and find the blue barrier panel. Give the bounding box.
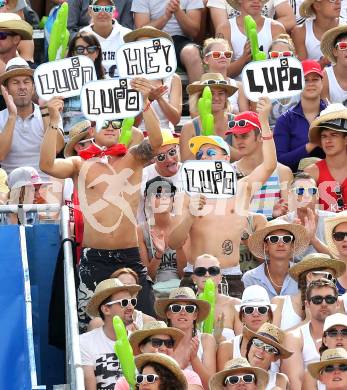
[25,224,65,387]
[0,225,32,390]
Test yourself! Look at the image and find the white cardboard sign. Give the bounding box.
[34,56,97,100]
[80,78,143,129]
[181,160,237,198]
[241,57,304,102]
[116,37,177,80]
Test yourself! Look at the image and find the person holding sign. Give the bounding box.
[215,0,285,79]
[40,77,162,331]
[170,97,277,299]
[321,25,347,107]
[180,73,239,161]
[274,59,326,173]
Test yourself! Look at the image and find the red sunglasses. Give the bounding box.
[335,42,347,50]
[205,50,233,59]
[269,51,294,59]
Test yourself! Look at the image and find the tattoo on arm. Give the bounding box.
[222,240,233,255]
[130,139,154,164]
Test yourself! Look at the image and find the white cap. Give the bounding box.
[235,285,277,312]
[8,167,51,190]
[323,313,347,332]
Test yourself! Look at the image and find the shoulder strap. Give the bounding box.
[193,117,201,136]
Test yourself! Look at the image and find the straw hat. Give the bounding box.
[321,25,347,64]
[135,353,188,389]
[0,13,32,40]
[324,211,347,257]
[0,57,34,87]
[235,285,277,312]
[161,128,179,147]
[299,0,317,18]
[86,278,142,318]
[247,219,310,260]
[308,348,347,379]
[209,357,269,390]
[289,253,346,281]
[154,287,210,322]
[129,321,184,355]
[64,120,92,157]
[187,73,238,97]
[309,103,347,146]
[297,157,321,172]
[123,25,173,43]
[226,0,267,11]
[0,168,9,193]
[243,323,293,359]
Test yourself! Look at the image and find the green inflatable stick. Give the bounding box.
[244,15,267,62]
[39,16,48,29]
[119,117,135,146]
[198,86,215,136]
[48,2,70,61]
[113,316,136,389]
[198,278,216,334]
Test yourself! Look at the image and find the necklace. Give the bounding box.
[265,261,283,288]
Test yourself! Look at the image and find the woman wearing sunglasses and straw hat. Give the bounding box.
[155,287,216,390]
[272,253,345,330]
[180,73,239,161]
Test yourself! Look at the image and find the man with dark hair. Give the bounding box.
[305,104,347,212]
[321,26,347,106]
[282,278,340,390]
[80,278,141,390]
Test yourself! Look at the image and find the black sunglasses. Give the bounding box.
[102,120,122,129]
[335,186,345,209]
[333,232,347,241]
[0,31,15,40]
[147,337,175,348]
[265,235,294,244]
[74,45,99,55]
[136,374,159,384]
[325,328,347,338]
[224,374,255,385]
[309,295,337,305]
[193,266,221,277]
[242,306,269,315]
[321,364,347,374]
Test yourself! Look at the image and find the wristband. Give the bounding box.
[41,113,49,118]
[49,124,60,131]
[262,134,273,141]
[143,101,152,113]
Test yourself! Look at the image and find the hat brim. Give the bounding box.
[248,223,310,259]
[325,211,347,257]
[86,284,142,318]
[209,366,269,390]
[321,25,347,64]
[299,0,316,17]
[123,28,173,43]
[0,21,33,40]
[187,83,238,97]
[188,135,230,156]
[154,297,210,322]
[162,138,179,147]
[129,327,185,355]
[135,353,187,388]
[308,357,347,379]
[289,256,346,281]
[309,110,347,146]
[0,68,34,89]
[242,326,293,359]
[64,130,90,157]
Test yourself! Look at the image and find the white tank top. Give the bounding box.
[326,66,347,106]
[280,295,302,330]
[232,334,242,358]
[304,19,322,60]
[134,310,144,330]
[300,322,320,367]
[266,371,277,390]
[229,17,273,62]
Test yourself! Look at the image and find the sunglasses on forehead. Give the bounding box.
[228,119,260,129]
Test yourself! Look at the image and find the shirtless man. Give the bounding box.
[281,279,340,390]
[191,254,241,342]
[40,78,162,331]
[169,97,277,298]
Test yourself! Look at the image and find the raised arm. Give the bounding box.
[0,86,17,160]
[274,1,296,32]
[174,6,203,40]
[40,97,77,179]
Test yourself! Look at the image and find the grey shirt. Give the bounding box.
[131,0,204,37]
[242,262,298,300]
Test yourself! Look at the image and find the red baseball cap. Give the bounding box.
[226,111,261,135]
[301,60,323,78]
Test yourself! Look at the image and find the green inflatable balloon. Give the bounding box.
[198,86,215,136]
[113,316,136,389]
[244,15,267,62]
[48,2,70,61]
[39,16,48,29]
[198,278,216,334]
[119,117,135,146]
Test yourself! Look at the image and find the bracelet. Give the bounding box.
[49,123,60,131]
[143,101,152,113]
[262,134,273,141]
[40,105,48,110]
[41,113,49,118]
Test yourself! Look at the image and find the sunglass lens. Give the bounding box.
[92,5,101,12]
[228,120,236,128]
[270,51,279,58]
[283,235,293,244]
[228,376,239,385]
[136,375,144,384]
[340,364,347,371]
[168,148,177,157]
[225,51,232,58]
[207,149,217,157]
[238,119,246,127]
[324,365,335,373]
[258,306,268,315]
[333,232,347,241]
[269,236,279,244]
[147,375,156,383]
[311,296,323,304]
[295,187,305,196]
[243,374,254,383]
[131,298,137,306]
[325,295,337,304]
[185,305,196,314]
[212,51,220,59]
[243,306,254,315]
[308,188,318,195]
[121,299,129,307]
[170,304,181,313]
[196,151,203,160]
[208,266,221,276]
[194,267,207,277]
